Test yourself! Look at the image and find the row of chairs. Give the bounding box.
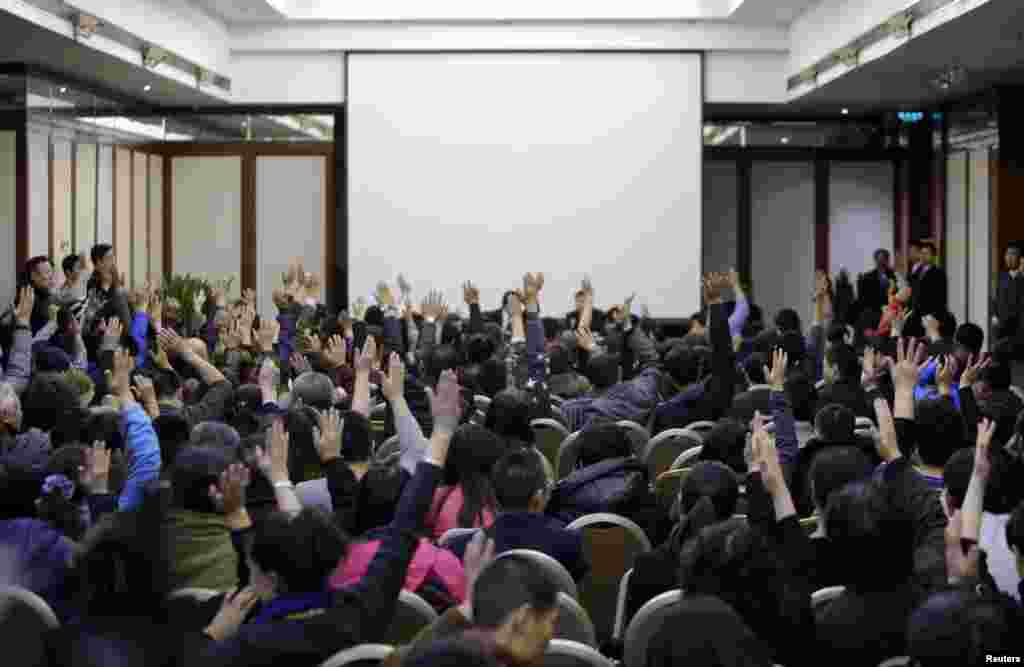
[320,639,617,667]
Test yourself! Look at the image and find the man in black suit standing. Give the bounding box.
[856,249,897,324]
[910,240,948,324]
[994,241,1024,354]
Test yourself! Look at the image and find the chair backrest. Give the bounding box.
[623,589,683,667]
[615,421,650,457]
[318,644,395,667]
[653,468,691,512]
[438,527,480,548]
[795,421,815,448]
[683,421,716,437]
[556,430,584,480]
[532,418,571,475]
[854,417,874,431]
[671,445,703,470]
[543,639,615,667]
[612,568,633,641]
[370,403,387,420]
[167,587,220,602]
[165,587,223,631]
[643,429,702,480]
[877,658,911,667]
[811,585,846,614]
[386,590,438,645]
[496,549,579,600]
[815,379,827,390]
[565,513,651,642]
[550,404,567,426]
[474,395,492,412]
[554,593,597,647]
[375,434,400,461]
[0,585,60,667]
[550,395,567,407]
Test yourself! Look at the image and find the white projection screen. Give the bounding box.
[346,52,703,317]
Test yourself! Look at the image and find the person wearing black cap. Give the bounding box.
[995,240,1024,356]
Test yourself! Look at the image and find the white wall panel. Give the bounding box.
[946,152,968,325]
[28,129,49,260]
[829,161,894,278]
[347,52,703,316]
[114,148,132,281]
[97,144,114,245]
[256,156,326,318]
[132,152,148,286]
[172,156,241,296]
[231,53,344,104]
[51,139,72,260]
[149,155,163,280]
[704,51,787,104]
[968,149,991,345]
[751,162,815,328]
[0,132,15,307]
[75,143,97,254]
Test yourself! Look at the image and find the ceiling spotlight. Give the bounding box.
[780,137,791,145]
[75,13,99,40]
[932,64,966,92]
[59,87,67,94]
[143,84,152,92]
[841,108,849,115]
[143,46,168,69]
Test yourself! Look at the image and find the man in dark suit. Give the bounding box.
[856,249,897,324]
[909,240,947,330]
[994,241,1024,353]
[445,449,588,581]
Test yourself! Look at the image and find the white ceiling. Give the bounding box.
[195,0,816,23]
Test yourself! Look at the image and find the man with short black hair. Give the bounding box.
[857,248,897,321]
[995,241,1024,352]
[444,449,587,580]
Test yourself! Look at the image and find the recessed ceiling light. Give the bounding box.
[59,87,67,94]
[143,84,152,92]
[841,108,849,115]
[780,137,790,144]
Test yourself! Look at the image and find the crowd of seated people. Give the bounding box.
[1,244,1024,667]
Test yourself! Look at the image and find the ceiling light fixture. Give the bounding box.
[143,84,152,92]
[931,64,966,92]
[59,87,67,94]
[780,137,791,145]
[142,46,168,69]
[841,108,850,115]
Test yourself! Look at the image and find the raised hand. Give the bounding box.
[351,297,368,321]
[936,354,959,394]
[461,532,497,616]
[397,273,413,301]
[861,346,887,387]
[105,348,135,400]
[221,321,243,351]
[702,274,722,305]
[290,351,312,376]
[323,334,348,369]
[421,290,447,321]
[974,418,996,482]
[313,407,344,463]
[893,337,926,394]
[131,375,157,407]
[80,441,111,495]
[254,318,280,353]
[157,328,188,358]
[376,281,396,307]
[463,281,480,306]
[945,510,981,585]
[303,273,320,301]
[751,415,785,497]
[507,291,525,319]
[355,336,376,374]
[575,327,596,352]
[764,347,788,390]
[214,463,251,517]
[380,351,405,401]
[580,275,593,298]
[103,317,124,343]
[523,273,544,302]
[241,288,256,306]
[256,419,290,485]
[14,286,34,327]
[959,354,991,389]
[426,369,463,435]
[205,587,259,642]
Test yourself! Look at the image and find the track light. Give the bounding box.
[143,46,168,69]
[74,13,99,39]
[884,13,913,37]
[835,47,860,68]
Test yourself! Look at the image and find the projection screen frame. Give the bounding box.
[341,49,705,323]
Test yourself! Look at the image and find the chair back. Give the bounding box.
[612,568,633,641]
[165,587,222,630]
[683,421,716,438]
[623,589,683,667]
[550,395,567,407]
[615,421,650,457]
[556,430,584,480]
[0,586,59,667]
[532,418,571,475]
[643,429,702,480]
[318,644,395,667]
[565,513,651,642]
[386,590,438,645]
[877,658,911,667]
[653,468,691,512]
[554,593,597,647]
[671,445,703,470]
[543,639,615,667]
[438,527,480,548]
[496,549,579,600]
[811,585,846,617]
[474,395,492,412]
[375,434,400,461]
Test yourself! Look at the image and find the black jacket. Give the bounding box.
[857,268,897,319]
[911,265,948,318]
[729,386,773,425]
[814,379,872,420]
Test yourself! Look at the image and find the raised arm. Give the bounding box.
[418,289,446,365]
[766,348,798,472]
[1,287,34,395]
[381,351,429,475]
[464,281,484,335]
[255,418,302,515]
[523,273,547,387]
[349,336,372,418]
[704,273,737,418]
[727,268,749,340]
[107,348,161,511]
[578,276,594,333]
